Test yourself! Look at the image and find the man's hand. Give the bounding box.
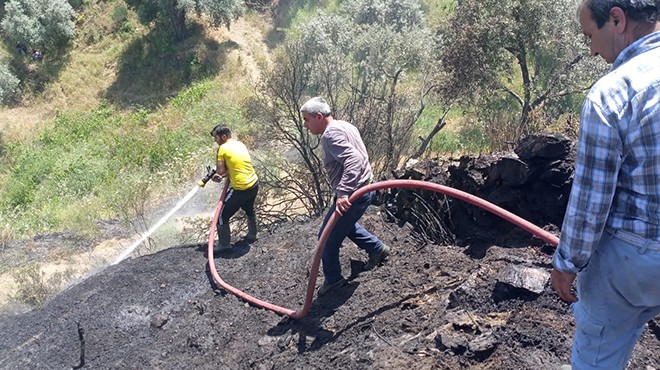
[335,196,351,216]
[551,268,578,303]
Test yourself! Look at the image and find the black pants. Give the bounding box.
[217,181,259,246]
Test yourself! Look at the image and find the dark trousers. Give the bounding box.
[318,190,384,284]
[217,182,259,246]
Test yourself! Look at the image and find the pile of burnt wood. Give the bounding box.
[379,134,575,251]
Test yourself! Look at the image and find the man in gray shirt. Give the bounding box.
[301,97,390,296]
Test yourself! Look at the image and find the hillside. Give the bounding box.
[1,2,659,369]
[0,2,274,307]
[0,209,658,369]
[1,139,660,369]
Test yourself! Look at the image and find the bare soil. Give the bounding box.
[0,206,658,369]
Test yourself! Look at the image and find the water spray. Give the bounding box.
[112,166,217,265]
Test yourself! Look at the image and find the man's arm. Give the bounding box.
[552,98,621,300]
[212,160,228,182]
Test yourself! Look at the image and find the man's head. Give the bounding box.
[579,0,659,63]
[210,124,232,146]
[300,97,332,135]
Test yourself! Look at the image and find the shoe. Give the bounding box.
[317,278,347,296]
[364,244,390,270]
[213,244,231,254]
[243,234,257,243]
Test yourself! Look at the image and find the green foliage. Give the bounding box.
[428,131,462,154]
[442,0,606,131]
[289,0,440,173]
[112,4,129,25]
[1,0,76,50]
[171,83,210,109]
[111,3,134,36]
[126,0,244,40]
[0,62,20,104]
[0,104,211,237]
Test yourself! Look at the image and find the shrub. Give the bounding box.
[1,0,76,50]
[0,63,20,104]
[11,263,74,307]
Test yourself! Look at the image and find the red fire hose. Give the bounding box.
[206,179,560,319]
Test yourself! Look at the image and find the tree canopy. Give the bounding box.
[127,0,244,40]
[1,0,76,50]
[254,0,442,216]
[0,62,19,104]
[295,0,441,174]
[442,0,606,130]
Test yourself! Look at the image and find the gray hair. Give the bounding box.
[300,97,332,116]
[584,0,660,28]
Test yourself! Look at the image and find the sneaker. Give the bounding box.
[243,234,257,243]
[364,244,390,270]
[317,278,347,296]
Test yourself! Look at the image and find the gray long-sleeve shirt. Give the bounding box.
[322,119,373,198]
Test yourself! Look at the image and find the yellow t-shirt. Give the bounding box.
[217,139,258,190]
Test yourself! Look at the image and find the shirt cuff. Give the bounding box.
[552,249,582,274]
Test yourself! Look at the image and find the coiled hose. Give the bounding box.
[207,179,560,319]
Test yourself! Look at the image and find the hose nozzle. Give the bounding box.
[199,166,216,187]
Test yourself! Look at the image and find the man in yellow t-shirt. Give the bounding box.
[210,124,259,252]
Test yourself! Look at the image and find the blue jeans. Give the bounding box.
[571,228,660,369]
[318,190,385,284]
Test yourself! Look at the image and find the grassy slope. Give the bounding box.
[0,1,273,234]
[0,0,276,304]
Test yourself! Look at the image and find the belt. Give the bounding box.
[606,227,660,253]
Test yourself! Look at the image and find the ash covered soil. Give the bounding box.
[0,209,659,370]
[2,134,660,370]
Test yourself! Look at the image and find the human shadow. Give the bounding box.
[197,240,251,260]
[266,284,441,353]
[265,279,359,351]
[265,260,423,353]
[104,22,238,109]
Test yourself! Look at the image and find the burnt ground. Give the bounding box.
[0,134,659,369]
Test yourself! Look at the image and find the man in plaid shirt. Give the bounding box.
[551,1,660,369]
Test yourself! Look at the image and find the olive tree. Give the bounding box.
[442,0,605,134]
[0,62,20,104]
[128,0,244,40]
[1,0,76,50]
[252,0,442,217]
[254,38,331,217]
[296,0,441,175]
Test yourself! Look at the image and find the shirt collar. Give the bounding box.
[611,30,660,71]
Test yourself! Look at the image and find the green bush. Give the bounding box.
[171,84,210,109]
[1,0,76,50]
[0,63,20,105]
[112,4,129,25]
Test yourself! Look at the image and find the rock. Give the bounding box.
[150,313,169,328]
[435,328,469,355]
[495,266,549,294]
[468,331,499,358]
